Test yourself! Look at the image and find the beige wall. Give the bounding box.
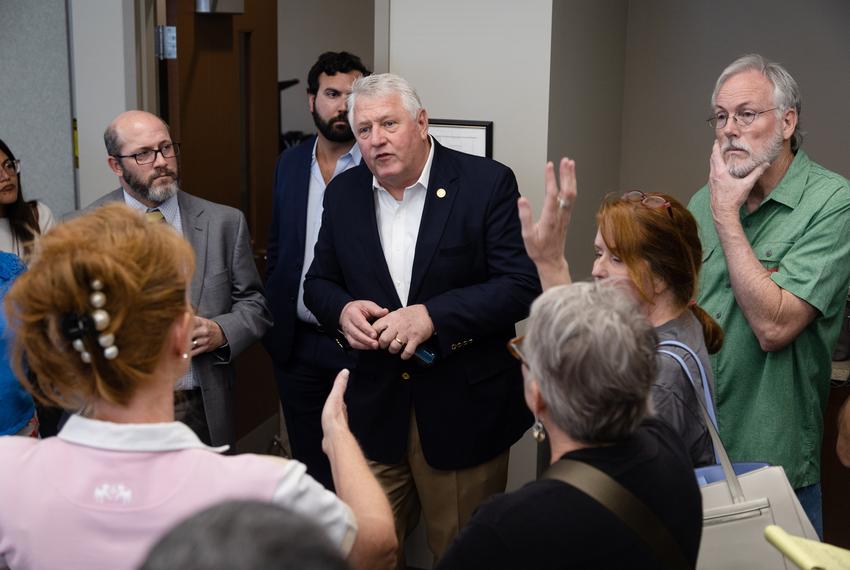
[619,0,850,207]
[69,0,139,209]
[277,0,375,136]
[547,0,629,281]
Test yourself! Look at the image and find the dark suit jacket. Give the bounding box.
[264,136,315,366]
[88,190,273,446]
[304,141,540,469]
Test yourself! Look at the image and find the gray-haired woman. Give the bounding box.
[437,282,702,569]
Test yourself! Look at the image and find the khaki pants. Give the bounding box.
[369,411,510,568]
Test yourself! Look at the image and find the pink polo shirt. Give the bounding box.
[0,415,356,570]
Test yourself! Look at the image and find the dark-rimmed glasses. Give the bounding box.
[621,190,673,218]
[507,335,526,364]
[112,142,181,165]
[707,108,777,129]
[1,159,21,177]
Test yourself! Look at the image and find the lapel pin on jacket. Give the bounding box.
[436,188,447,198]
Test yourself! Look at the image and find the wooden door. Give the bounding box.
[162,0,279,446]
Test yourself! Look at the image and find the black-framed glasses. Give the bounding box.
[1,159,21,176]
[707,108,777,129]
[112,142,181,165]
[507,335,526,364]
[621,190,673,218]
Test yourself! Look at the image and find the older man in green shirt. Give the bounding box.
[689,54,850,537]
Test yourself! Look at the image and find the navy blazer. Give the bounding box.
[264,137,315,366]
[304,141,540,469]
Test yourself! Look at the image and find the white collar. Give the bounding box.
[122,190,180,227]
[58,414,229,453]
[311,138,362,167]
[372,135,435,194]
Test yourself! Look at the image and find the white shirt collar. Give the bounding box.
[372,135,435,194]
[311,137,362,167]
[58,414,229,453]
[122,189,181,229]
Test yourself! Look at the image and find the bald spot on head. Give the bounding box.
[105,111,172,157]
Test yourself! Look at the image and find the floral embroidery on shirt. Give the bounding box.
[93,483,133,505]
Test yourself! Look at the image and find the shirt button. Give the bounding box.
[766,250,773,257]
[715,312,722,319]
[401,372,411,380]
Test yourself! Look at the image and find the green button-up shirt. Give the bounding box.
[689,150,850,488]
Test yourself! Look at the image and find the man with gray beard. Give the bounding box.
[688,54,850,537]
[89,110,272,447]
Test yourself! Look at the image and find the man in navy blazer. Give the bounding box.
[304,74,539,564]
[264,52,369,489]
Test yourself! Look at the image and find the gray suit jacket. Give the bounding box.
[88,189,273,446]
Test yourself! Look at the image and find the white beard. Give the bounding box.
[723,127,784,178]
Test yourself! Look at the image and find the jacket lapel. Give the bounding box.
[292,137,314,257]
[354,166,403,308]
[409,143,458,302]
[177,192,209,308]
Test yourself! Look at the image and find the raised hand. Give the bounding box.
[517,157,576,290]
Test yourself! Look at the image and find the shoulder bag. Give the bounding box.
[658,341,818,569]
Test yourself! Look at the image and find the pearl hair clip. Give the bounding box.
[60,279,119,363]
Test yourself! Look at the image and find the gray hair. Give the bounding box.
[140,500,347,570]
[348,73,423,128]
[711,54,803,152]
[524,281,658,444]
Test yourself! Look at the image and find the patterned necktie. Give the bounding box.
[145,209,165,223]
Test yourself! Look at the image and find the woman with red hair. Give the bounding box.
[519,158,722,466]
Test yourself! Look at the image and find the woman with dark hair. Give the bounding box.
[519,158,723,467]
[0,139,56,257]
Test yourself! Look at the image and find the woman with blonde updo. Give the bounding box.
[0,204,396,570]
[519,158,723,467]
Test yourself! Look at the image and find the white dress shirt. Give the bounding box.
[373,138,435,306]
[296,140,362,323]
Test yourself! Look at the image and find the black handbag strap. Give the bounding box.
[543,459,690,570]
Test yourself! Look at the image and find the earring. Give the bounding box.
[181,352,189,360]
[532,418,546,443]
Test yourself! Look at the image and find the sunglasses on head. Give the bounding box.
[621,190,673,218]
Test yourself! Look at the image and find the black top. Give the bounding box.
[437,418,703,570]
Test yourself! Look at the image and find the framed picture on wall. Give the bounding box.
[428,119,493,158]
